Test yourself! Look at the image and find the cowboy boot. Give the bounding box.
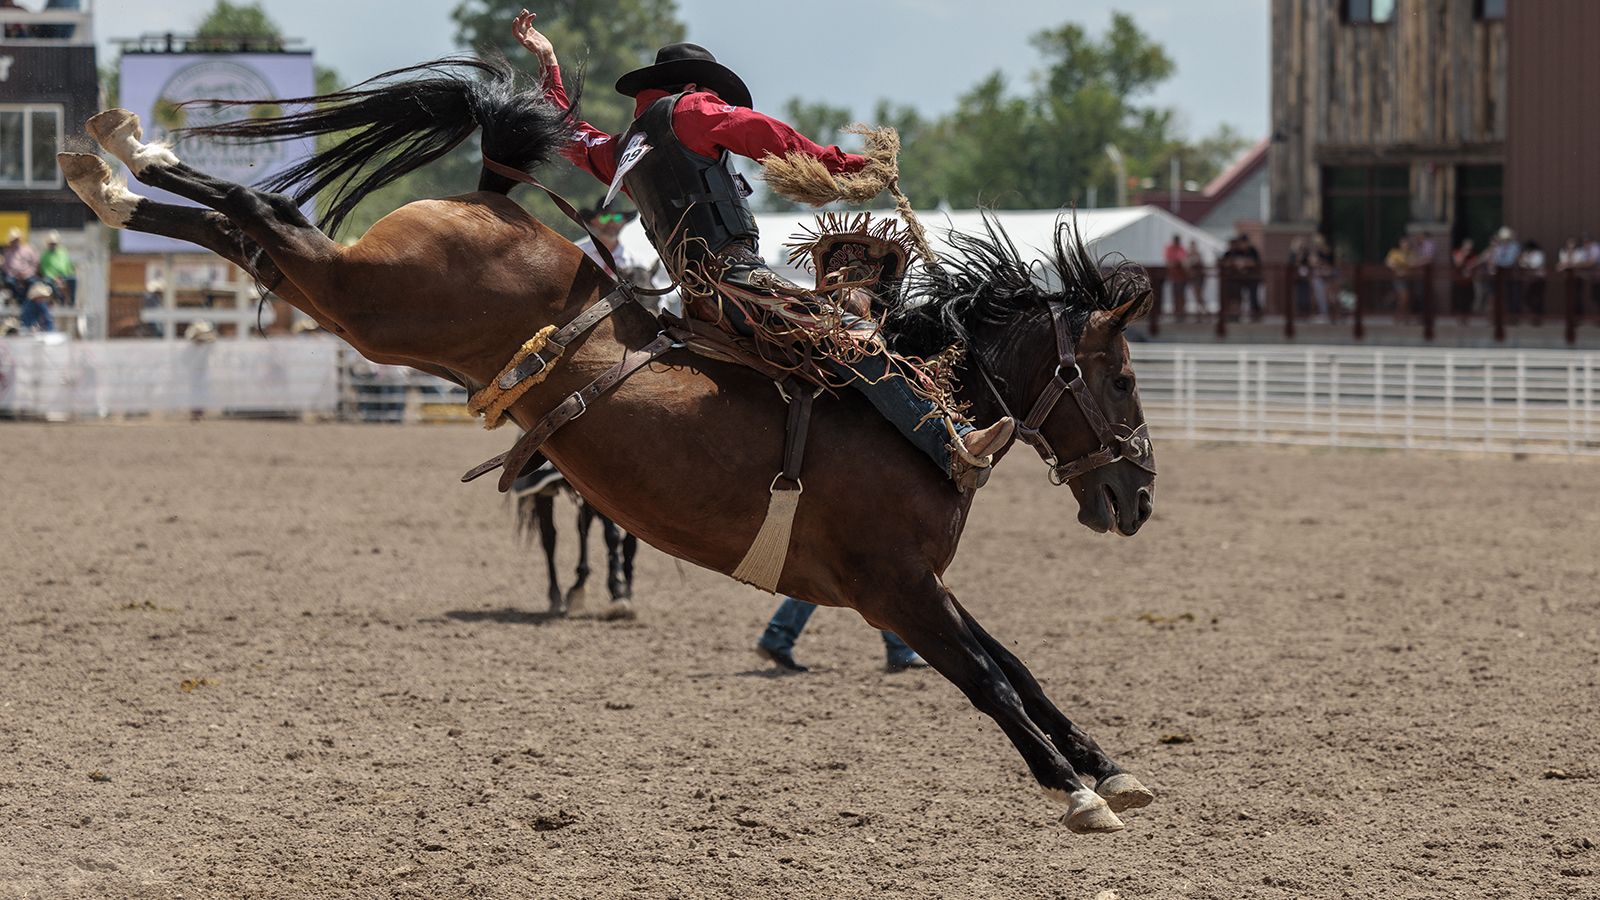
[951,416,1016,489]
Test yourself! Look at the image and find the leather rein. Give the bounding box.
[978,300,1157,486]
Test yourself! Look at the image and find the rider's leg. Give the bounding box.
[710,280,1011,484]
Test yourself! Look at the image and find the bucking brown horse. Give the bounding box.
[59,58,1158,832]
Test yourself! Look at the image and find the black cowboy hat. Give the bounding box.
[615,43,753,109]
[579,197,638,222]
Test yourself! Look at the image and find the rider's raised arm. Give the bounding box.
[514,10,618,184]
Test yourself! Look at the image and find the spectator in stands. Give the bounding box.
[1519,240,1547,324]
[1163,234,1189,319]
[2,227,40,303]
[20,282,55,332]
[1,0,29,39]
[37,230,74,306]
[1558,236,1591,316]
[1487,227,1522,317]
[1222,234,1262,321]
[1452,238,1479,321]
[1184,240,1205,319]
[1288,237,1311,316]
[1385,235,1416,318]
[1582,233,1600,315]
[1310,234,1335,321]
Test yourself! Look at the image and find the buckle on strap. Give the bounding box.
[498,351,549,390]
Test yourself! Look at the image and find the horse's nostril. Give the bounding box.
[1136,487,1153,521]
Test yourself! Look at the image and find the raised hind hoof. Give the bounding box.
[1096,773,1155,813]
[88,108,179,176]
[1050,788,1126,834]
[600,599,636,621]
[57,151,112,185]
[56,152,136,229]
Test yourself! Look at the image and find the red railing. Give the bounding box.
[1141,264,1598,344]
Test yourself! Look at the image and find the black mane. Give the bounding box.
[882,214,1152,360]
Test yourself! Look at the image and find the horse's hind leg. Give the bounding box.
[878,579,1124,833]
[599,515,637,621]
[531,494,564,615]
[958,610,1154,813]
[565,500,595,614]
[59,151,349,338]
[84,111,345,312]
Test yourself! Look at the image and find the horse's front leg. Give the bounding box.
[876,580,1125,833]
[958,610,1154,813]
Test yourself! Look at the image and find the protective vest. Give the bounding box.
[616,92,759,268]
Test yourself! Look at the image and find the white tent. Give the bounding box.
[618,204,1225,275]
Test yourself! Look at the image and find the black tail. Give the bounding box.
[179,55,575,237]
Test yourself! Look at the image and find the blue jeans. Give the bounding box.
[714,274,966,475]
[758,596,919,664]
[20,298,54,332]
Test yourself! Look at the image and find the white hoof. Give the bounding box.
[57,152,138,229]
[1096,773,1155,813]
[87,108,179,176]
[1046,787,1126,834]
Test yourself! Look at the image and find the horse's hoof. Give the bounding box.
[88,108,178,175]
[56,151,111,185]
[87,108,141,147]
[1096,774,1155,813]
[564,584,586,613]
[601,599,636,621]
[1051,788,1126,834]
[56,152,136,229]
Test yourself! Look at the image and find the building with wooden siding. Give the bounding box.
[1270,0,1514,265]
[1272,0,1600,271]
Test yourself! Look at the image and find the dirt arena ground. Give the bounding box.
[2,420,1597,900]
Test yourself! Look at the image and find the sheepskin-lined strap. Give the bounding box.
[468,286,635,429]
[461,333,679,491]
[468,326,560,429]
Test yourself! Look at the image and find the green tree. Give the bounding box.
[195,0,284,48]
[886,12,1238,212]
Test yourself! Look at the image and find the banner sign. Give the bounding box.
[117,53,316,253]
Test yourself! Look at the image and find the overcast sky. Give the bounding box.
[94,0,1268,142]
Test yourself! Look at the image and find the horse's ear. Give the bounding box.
[1106,289,1153,332]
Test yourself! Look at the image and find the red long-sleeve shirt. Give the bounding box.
[543,66,867,190]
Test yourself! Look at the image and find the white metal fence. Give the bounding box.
[0,336,468,422]
[1130,344,1600,457]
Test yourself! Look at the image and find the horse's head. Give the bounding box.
[1051,292,1156,536]
[884,215,1157,535]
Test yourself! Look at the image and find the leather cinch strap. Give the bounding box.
[462,333,679,492]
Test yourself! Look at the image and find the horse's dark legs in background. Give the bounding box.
[878,579,1126,833]
[570,501,637,619]
[603,519,636,602]
[533,494,562,614]
[567,500,597,611]
[958,609,1153,813]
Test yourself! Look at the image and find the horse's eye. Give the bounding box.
[1113,376,1132,393]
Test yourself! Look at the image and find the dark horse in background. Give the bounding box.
[60,57,1158,832]
[511,456,637,619]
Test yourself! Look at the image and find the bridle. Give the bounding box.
[978,300,1157,486]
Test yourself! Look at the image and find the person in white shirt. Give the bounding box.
[574,199,678,317]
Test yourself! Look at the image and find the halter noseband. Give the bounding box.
[981,300,1157,486]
